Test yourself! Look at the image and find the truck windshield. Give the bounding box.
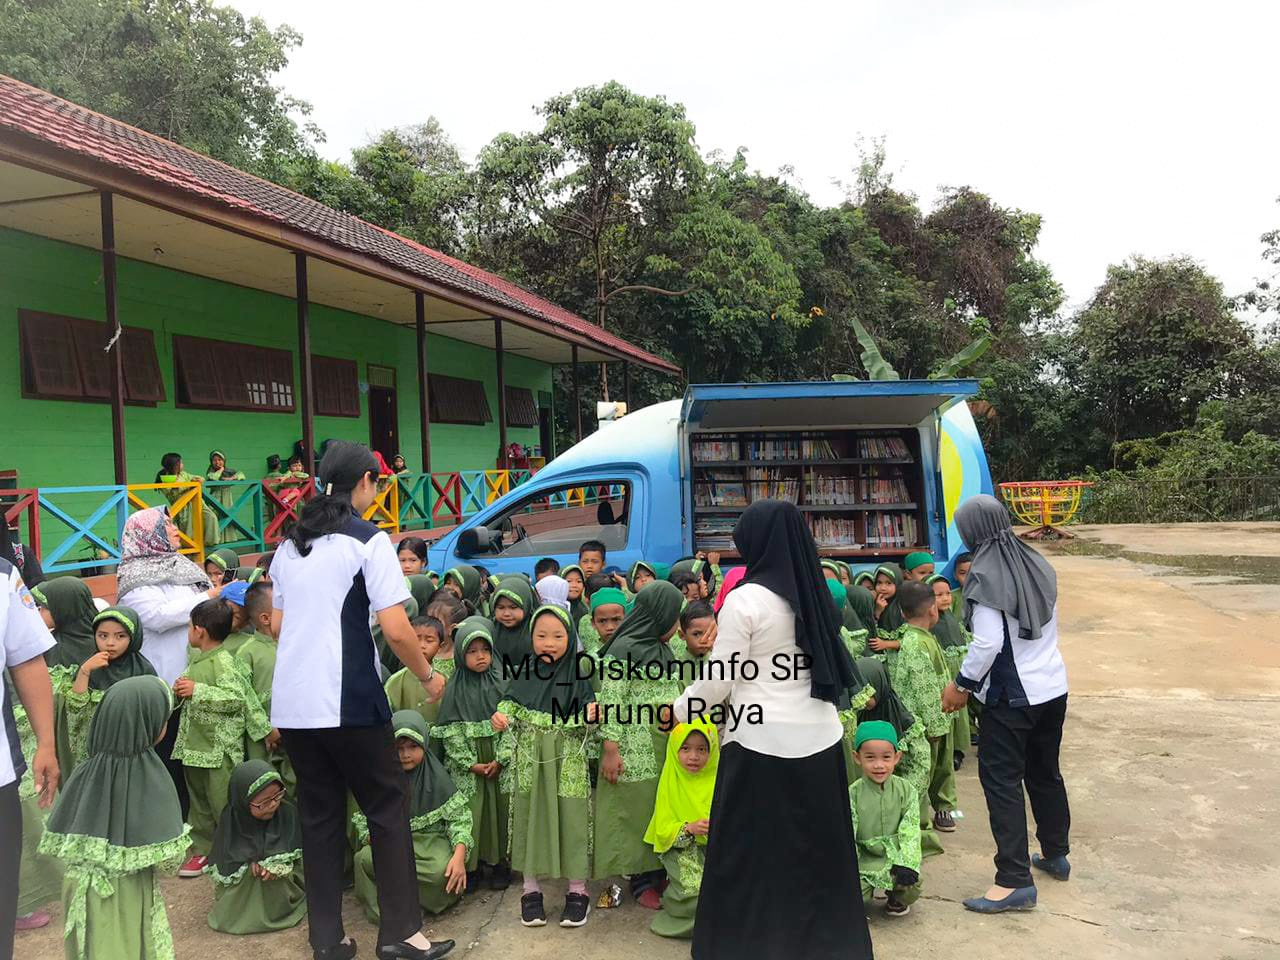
[483,481,630,558]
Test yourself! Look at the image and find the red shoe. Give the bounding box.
[636,887,662,910]
[178,854,208,878]
[15,911,51,931]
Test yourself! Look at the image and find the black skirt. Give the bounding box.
[692,740,873,960]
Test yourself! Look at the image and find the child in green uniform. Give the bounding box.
[853,657,931,813]
[217,579,253,655]
[204,548,240,589]
[822,561,865,633]
[48,606,156,780]
[627,561,659,594]
[644,719,719,939]
[871,564,906,643]
[173,598,271,877]
[891,581,955,844]
[353,711,472,920]
[384,615,445,728]
[848,720,923,917]
[206,760,305,933]
[584,586,627,660]
[670,600,716,685]
[31,577,97,670]
[426,593,469,683]
[561,565,591,626]
[951,552,972,615]
[491,576,535,664]
[902,551,935,582]
[595,580,686,907]
[441,564,484,610]
[928,574,971,770]
[40,676,191,960]
[826,583,876,778]
[496,605,598,928]
[234,583,292,790]
[398,536,429,577]
[434,616,514,889]
[8,676,62,932]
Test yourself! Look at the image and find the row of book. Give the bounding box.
[865,511,920,548]
[746,468,799,503]
[859,473,912,504]
[807,516,862,549]
[691,438,740,462]
[857,436,911,459]
[694,470,749,507]
[693,515,735,550]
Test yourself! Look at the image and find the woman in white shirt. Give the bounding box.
[941,494,1070,915]
[671,499,873,960]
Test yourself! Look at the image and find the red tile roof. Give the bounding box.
[0,75,680,374]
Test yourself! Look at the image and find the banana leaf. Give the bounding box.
[930,333,993,379]
[851,317,900,381]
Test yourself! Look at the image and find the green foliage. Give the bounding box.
[850,317,900,380]
[0,0,316,176]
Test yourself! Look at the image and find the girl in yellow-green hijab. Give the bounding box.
[643,719,719,939]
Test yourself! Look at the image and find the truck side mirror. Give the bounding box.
[457,526,494,557]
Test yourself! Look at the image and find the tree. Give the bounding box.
[0,0,316,176]
[473,82,706,397]
[1073,256,1263,463]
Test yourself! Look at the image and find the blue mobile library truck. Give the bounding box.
[427,379,994,578]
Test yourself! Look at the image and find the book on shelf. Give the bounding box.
[694,470,748,507]
[806,515,860,549]
[746,467,799,503]
[863,511,919,549]
[692,437,739,462]
[803,474,860,505]
[694,515,736,551]
[745,437,801,461]
[800,437,838,459]
[858,467,912,505]
[856,436,911,459]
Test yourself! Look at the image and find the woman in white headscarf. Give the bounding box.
[941,494,1070,914]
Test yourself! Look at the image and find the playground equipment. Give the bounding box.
[998,481,1093,539]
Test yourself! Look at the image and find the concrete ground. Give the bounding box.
[17,523,1280,959]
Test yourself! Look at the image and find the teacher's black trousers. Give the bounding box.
[283,725,422,949]
[978,694,1071,889]
[1,782,19,960]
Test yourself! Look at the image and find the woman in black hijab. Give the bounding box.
[670,499,872,960]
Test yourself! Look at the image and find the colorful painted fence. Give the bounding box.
[1,468,549,576]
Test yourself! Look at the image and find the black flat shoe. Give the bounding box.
[376,940,455,960]
[314,939,357,960]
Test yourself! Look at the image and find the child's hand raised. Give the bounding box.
[79,651,111,676]
[875,595,888,614]
[686,819,710,837]
[173,677,195,699]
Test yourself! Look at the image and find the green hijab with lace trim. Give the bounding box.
[561,564,590,624]
[491,575,536,662]
[40,674,189,866]
[32,576,98,669]
[208,760,301,880]
[83,607,157,691]
[435,617,505,726]
[597,580,684,668]
[443,564,483,608]
[874,564,905,632]
[926,574,967,649]
[505,606,595,718]
[393,710,458,817]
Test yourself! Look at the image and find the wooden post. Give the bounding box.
[623,361,632,413]
[416,292,431,474]
[295,253,315,477]
[494,319,509,468]
[101,192,127,485]
[572,345,583,443]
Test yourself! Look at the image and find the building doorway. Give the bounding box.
[367,364,398,467]
[539,391,555,460]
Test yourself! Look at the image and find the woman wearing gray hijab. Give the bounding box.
[940,495,1069,915]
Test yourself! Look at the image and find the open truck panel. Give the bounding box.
[428,380,991,578]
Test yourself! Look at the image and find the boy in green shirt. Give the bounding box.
[173,598,271,877]
[234,582,292,790]
[849,720,922,917]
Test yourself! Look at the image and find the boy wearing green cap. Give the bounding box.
[849,719,923,916]
[903,552,935,582]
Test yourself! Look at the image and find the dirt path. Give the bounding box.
[16,524,1280,959]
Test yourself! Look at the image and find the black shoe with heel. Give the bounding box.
[376,940,455,960]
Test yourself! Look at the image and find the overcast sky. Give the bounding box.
[236,0,1276,317]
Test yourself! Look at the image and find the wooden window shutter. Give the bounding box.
[313,356,359,417]
[504,386,538,427]
[429,374,492,425]
[69,318,111,399]
[121,327,165,402]
[174,335,224,407]
[18,311,84,398]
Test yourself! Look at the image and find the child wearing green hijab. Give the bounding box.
[822,560,865,633]
[561,565,590,625]
[434,616,514,888]
[626,560,660,595]
[644,719,719,939]
[31,577,98,670]
[48,606,157,780]
[871,564,906,639]
[927,574,972,770]
[172,599,272,877]
[206,760,305,933]
[495,605,598,928]
[490,575,536,664]
[848,720,923,917]
[203,548,240,588]
[353,711,473,919]
[205,451,246,546]
[595,580,686,907]
[40,675,191,960]
[441,564,484,609]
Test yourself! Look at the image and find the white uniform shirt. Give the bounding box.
[673,582,843,758]
[270,516,411,729]
[2,560,55,788]
[957,604,1068,707]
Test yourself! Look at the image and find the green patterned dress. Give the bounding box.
[890,626,951,854]
[12,701,62,915]
[235,631,295,793]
